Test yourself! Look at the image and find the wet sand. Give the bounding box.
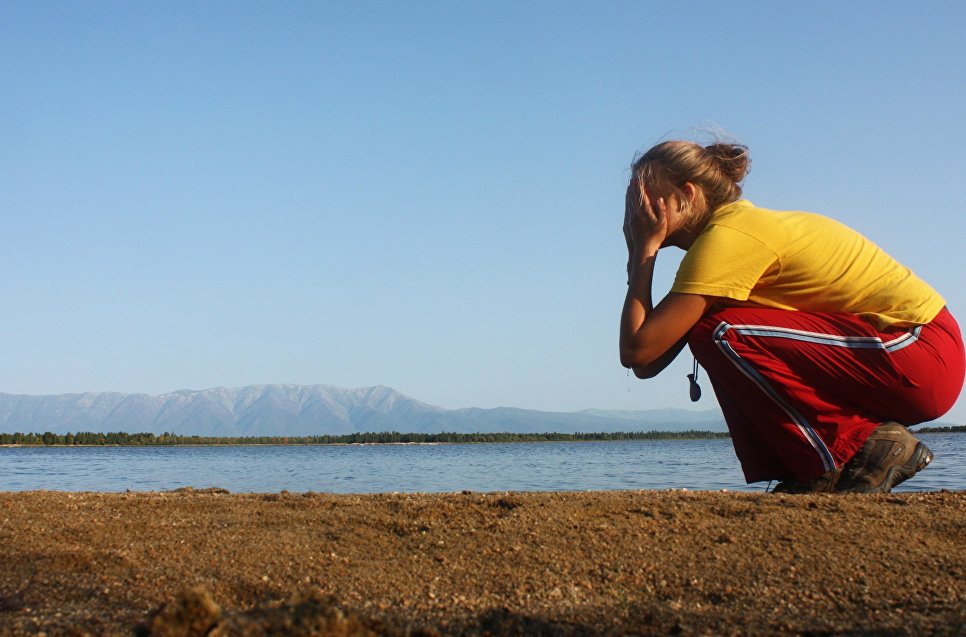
[0,489,963,636]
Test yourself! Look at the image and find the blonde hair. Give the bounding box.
[632,140,750,231]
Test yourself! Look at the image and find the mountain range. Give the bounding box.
[0,384,726,436]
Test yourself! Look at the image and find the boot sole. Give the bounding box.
[866,441,934,494]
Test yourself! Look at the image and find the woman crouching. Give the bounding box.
[619,139,964,493]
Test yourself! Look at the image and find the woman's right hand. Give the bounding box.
[624,179,669,263]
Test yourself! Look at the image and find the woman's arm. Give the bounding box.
[629,334,689,379]
[620,272,710,375]
[619,181,712,376]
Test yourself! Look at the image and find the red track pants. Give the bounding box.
[687,306,964,484]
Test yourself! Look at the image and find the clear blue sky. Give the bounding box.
[2,2,964,422]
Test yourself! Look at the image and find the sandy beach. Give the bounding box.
[0,489,963,636]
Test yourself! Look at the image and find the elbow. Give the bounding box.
[619,348,638,371]
[620,347,657,377]
[632,365,659,379]
[622,338,671,378]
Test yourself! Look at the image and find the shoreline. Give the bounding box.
[0,438,725,449]
[0,427,959,449]
[1,489,963,635]
[0,441,449,448]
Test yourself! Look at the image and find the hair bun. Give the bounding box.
[705,143,750,184]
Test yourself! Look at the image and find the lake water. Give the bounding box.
[1,434,963,493]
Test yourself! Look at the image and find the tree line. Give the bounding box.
[914,424,966,434]
[0,429,732,446]
[2,426,959,446]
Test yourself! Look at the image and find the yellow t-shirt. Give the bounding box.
[671,200,945,328]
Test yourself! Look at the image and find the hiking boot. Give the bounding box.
[771,469,840,494]
[837,422,933,494]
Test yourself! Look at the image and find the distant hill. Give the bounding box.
[0,384,727,436]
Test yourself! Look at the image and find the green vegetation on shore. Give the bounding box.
[914,424,966,434]
[0,430,731,446]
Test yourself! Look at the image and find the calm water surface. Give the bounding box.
[2,435,963,493]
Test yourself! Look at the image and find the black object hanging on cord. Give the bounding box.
[687,358,702,402]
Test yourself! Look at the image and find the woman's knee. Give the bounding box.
[687,311,729,361]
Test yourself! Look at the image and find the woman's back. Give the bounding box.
[672,200,945,328]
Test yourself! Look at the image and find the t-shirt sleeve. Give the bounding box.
[671,224,778,300]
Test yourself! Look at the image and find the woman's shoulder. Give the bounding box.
[704,200,780,241]
[712,199,805,222]
[710,200,849,238]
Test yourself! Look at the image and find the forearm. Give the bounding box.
[619,248,659,368]
[632,335,688,378]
